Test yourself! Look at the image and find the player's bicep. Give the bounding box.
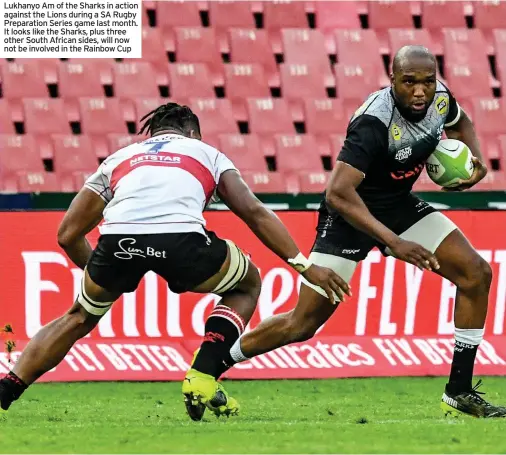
[217,170,263,222]
[327,161,365,197]
[57,187,105,246]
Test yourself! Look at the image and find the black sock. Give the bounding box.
[447,341,479,394]
[192,304,245,379]
[0,371,28,409]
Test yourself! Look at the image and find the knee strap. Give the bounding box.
[212,240,249,295]
[77,279,114,316]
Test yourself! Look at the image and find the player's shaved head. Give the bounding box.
[392,45,436,74]
[391,46,438,121]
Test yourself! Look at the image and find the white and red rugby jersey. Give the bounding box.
[84,133,237,235]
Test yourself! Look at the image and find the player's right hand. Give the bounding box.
[388,239,440,272]
[302,265,352,304]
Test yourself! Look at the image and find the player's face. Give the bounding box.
[392,59,437,121]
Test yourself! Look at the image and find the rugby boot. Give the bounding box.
[182,367,239,421]
[0,380,15,413]
[441,380,506,418]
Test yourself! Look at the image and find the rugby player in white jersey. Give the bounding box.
[0,103,350,420]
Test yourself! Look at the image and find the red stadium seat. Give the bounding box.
[315,2,360,53]
[168,63,215,99]
[280,64,327,114]
[296,171,330,193]
[0,135,43,175]
[139,27,167,63]
[470,98,506,135]
[225,64,270,120]
[51,135,98,174]
[15,172,61,193]
[499,134,506,166]
[23,99,70,134]
[241,171,287,193]
[79,98,127,134]
[246,98,294,134]
[421,1,466,54]
[58,61,104,97]
[128,98,167,125]
[494,30,506,87]
[228,29,279,86]
[477,134,503,162]
[334,30,388,87]
[445,64,492,98]
[474,1,506,53]
[107,134,138,155]
[330,134,347,162]
[218,133,267,171]
[65,59,114,85]
[472,168,506,191]
[263,1,307,53]
[208,1,255,52]
[281,29,334,87]
[442,29,489,68]
[334,64,380,101]
[387,29,436,57]
[174,28,224,85]
[275,134,322,172]
[0,101,15,133]
[113,62,159,97]
[1,62,48,98]
[157,0,202,27]
[304,99,350,135]
[368,1,414,53]
[189,98,238,135]
[412,171,440,192]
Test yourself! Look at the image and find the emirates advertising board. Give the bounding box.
[0,211,505,382]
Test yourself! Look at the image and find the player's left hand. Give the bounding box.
[442,157,488,192]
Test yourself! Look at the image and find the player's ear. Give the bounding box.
[190,129,202,141]
[389,72,395,86]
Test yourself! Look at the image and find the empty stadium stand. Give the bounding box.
[1,0,505,194]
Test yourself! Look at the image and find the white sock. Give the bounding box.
[230,338,249,363]
[454,327,484,346]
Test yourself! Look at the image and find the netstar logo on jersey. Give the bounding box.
[130,155,182,166]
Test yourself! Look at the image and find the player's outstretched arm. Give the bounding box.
[444,109,488,191]
[57,188,105,270]
[217,170,351,302]
[326,162,439,272]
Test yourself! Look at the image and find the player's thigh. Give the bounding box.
[79,235,145,316]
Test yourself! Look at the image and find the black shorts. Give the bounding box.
[86,230,228,294]
[312,194,437,262]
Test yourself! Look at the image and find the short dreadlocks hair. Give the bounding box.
[138,102,201,137]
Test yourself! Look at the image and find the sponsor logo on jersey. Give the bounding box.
[391,123,402,141]
[130,155,182,166]
[436,95,449,115]
[395,146,412,163]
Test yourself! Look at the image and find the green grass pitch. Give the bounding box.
[1,377,505,453]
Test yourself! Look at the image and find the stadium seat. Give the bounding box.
[174,28,224,86]
[442,29,489,69]
[218,133,267,171]
[470,98,506,135]
[107,134,138,156]
[368,1,414,53]
[15,172,61,193]
[58,61,104,97]
[51,134,98,174]
[263,1,308,53]
[79,98,127,134]
[274,134,322,172]
[474,0,506,53]
[421,1,466,54]
[281,29,334,87]
[334,64,380,101]
[113,62,159,98]
[477,134,503,162]
[494,30,506,87]
[23,99,70,134]
[0,101,15,133]
[296,171,329,193]
[499,134,506,167]
[240,171,287,193]
[64,59,114,85]
[334,30,388,87]
[412,171,440,192]
[473,168,506,191]
[138,27,167,63]
[387,29,436,56]
[224,64,270,120]
[188,98,238,135]
[128,98,167,125]
[330,134,347,162]
[168,63,215,99]
[156,0,202,28]
[444,64,492,98]
[228,29,279,86]
[304,98,350,135]
[208,1,255,52]
[314,1,360,53]
[0,135,43,175]
[246,98,294,134]
[1,62,48,98]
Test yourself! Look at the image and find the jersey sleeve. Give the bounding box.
[84,163,113,204]
[213,152,238,182]
[442,85,461,128]
[337,115,389,175]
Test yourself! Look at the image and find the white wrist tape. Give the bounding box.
[287,252,312,273]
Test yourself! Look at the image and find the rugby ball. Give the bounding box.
[425,139,474,188]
